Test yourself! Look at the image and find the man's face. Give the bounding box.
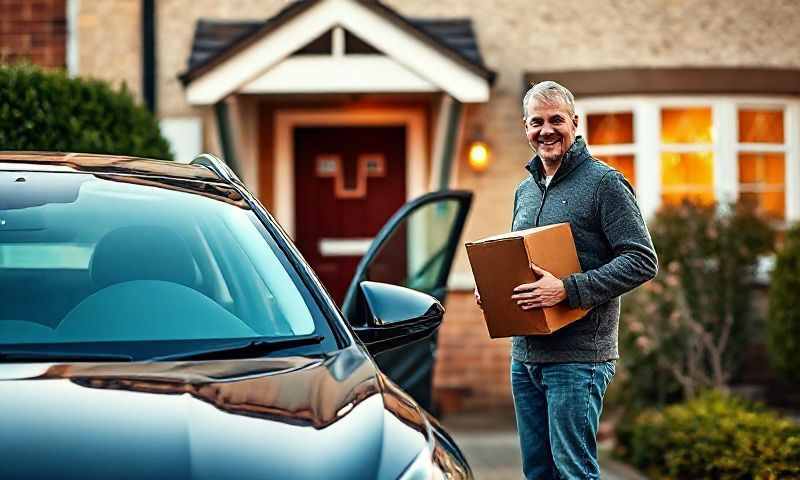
[523,99,578,163]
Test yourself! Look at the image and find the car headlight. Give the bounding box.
[397,448,446,480]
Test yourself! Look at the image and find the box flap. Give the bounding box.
[466,223,566,245]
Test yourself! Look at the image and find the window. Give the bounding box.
[0,172,320,345]
[660,108,714,205]
[737,109,786,219]
[586,112,636,186]
[577,97,799,222]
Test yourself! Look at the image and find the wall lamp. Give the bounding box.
[467,140,491,173]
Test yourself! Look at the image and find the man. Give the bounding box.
[476,81,657,479]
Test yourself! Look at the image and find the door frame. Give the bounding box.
[273,108,428,239]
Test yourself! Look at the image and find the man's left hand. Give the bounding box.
[511,264,567,309]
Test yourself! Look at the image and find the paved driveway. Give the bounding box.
[442,412,648,480]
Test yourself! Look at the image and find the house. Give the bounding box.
[3,0,799,412]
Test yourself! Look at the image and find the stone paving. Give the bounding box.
[441,412,649,480]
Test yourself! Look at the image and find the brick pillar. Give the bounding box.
[433,291,515,414]
[0,0,67,68]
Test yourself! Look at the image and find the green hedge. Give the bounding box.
[620,391,800,479]
[768,225,800,383]
[0,63,172,159]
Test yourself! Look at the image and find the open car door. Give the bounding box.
[342,190,472,412]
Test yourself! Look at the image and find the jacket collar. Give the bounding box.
[525,136,590,187]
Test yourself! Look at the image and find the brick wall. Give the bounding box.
[434,292,514,413]
[78,0,141,99]
[0,0,67,68]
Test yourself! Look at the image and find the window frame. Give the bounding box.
[576,95,800,223]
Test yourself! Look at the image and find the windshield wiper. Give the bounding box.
[149,335,326,362]
[0,350,133,363]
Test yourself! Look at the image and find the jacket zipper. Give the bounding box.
[535,184,548,226]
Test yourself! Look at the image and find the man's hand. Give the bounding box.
[511,264,567,310]
[474,287,483,310]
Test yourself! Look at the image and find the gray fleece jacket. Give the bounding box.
[511,136,658,363]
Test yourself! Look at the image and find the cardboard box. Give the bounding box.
[465,223,588,338]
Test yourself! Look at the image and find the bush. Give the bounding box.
[768,224,800,383]
[0,63,172,159]
[618,201,774,405]
[621,390,800,479]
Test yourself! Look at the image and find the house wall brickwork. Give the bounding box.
[435,291,514,412]
[77,0,141,99]
[0,0,67,68]
[70,0,800,412]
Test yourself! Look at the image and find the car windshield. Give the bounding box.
[0,170,322,352]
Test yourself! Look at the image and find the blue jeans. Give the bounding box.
[511,359,615,480]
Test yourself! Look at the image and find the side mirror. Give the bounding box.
[351,281,444,357]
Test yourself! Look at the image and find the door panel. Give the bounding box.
[343,191,472,411]
[294,126,406,304]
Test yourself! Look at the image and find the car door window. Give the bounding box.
[364,199,462,294]
[342,191,472,321]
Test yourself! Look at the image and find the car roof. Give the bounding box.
[0,151,221,183]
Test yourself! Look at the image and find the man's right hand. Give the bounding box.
[474,287,482,309]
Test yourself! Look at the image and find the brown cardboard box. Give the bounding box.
[465,223,588,338]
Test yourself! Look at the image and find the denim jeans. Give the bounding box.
[511,359,615,480]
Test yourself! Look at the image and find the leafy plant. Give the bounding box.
[618,201,774,404]
[0,63,172,159]
[620,390,800,480]
[767,224,800,383]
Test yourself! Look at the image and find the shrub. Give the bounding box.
[768,224,800,383]
[622,390,800,479]
[0,63,172,159]
[618,201,774,404]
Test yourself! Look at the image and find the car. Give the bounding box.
[0,151,474,480]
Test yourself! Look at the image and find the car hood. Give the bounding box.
[0,346,430,480]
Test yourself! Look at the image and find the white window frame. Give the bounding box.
[576,96,800,222]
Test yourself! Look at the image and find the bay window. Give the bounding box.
[577,97,799,222]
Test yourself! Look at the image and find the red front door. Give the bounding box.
[294,126,407,304]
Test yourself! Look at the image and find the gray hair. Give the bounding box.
[521,81,575,119]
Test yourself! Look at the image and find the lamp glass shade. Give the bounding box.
[468,141,490,172]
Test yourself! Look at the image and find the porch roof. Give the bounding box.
[178,0,495,104]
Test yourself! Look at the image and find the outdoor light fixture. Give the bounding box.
[467,140,491,173]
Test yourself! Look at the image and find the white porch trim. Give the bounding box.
[185,0,489,105]
[273,108,428,238]
[240,55,438,94]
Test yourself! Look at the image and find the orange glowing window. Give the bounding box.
[587,113,634,145]
[597,155,636,187]
[660,152,715,205]
[738,110,784,143]
[739,152,785,219]
[661,108,713,144]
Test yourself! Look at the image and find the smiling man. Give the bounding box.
[501,81,657,479]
